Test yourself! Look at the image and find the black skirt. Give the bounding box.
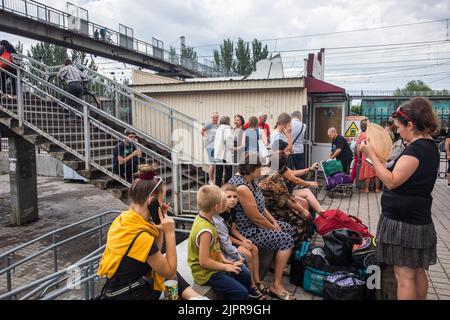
[375,214,437,270]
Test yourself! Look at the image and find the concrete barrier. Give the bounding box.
[0,151,64,177]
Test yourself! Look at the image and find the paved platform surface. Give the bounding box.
[262,178,450,300]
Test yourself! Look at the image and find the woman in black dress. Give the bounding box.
[361,97,440,300]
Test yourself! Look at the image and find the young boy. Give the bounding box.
[219,184,270,297]
[188,185,251,300]
[213,185,265,299]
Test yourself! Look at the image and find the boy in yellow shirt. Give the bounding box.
[188,185,251,300]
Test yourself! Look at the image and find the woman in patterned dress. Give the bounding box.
[228,152,296,300]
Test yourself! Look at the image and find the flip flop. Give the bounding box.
[269,290,296,300]
[255,282,270,295]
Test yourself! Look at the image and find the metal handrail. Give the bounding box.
[1,0,238,77]
[0,210,194,300]
[1,57,174,153]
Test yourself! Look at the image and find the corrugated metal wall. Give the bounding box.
[131,80,306,161]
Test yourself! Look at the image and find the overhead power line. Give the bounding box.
[191,18,449,48]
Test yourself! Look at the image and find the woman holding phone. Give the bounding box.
[97,164,205,300]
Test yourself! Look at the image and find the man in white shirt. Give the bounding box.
[289,110,307,170]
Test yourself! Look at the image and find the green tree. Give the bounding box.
[351,104,362,115]
[70,50,97,71]
[251,39,269,71]
[181,46,198,61]
[213,39,234,73]
[15,42,23,54]
[169,46,178,64]
[234,38,252,75]
[27,42,69,66]
[394,80,432,95]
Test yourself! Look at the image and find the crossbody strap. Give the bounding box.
[292,123,305,145]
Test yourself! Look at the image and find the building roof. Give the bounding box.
[305,77,346,94]
[131,77,305,93]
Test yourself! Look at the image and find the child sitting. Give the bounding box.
[188,185,252,300]
[213,185,266,300]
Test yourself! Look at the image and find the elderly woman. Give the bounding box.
[214,116,234,186]
[361,97,440,300]
[228,153,295,300]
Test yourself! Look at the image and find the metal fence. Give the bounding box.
[1,0,238,78]
[1,58,179,209]
[0,210,194,300]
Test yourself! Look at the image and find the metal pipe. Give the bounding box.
[16,69,24,127]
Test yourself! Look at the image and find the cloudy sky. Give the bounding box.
[1,0,450,91]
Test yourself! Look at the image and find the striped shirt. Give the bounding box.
[57,65,87,84]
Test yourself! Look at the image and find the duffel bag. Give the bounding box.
[327,172,353,190]
[323,271,367,300]
[352,236,377,269]
[290,241,312,287]
[322,159,344,177]
[323,229,363,266]
[314,209,372,237]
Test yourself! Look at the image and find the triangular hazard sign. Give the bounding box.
[345,122,359,138]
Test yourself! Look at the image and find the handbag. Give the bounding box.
[323,229,363,266]
[323,271,367,300]
[314,209,372,238]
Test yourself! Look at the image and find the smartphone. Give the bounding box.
[148,198,161,225]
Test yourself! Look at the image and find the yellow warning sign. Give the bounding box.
[345,122,359,138]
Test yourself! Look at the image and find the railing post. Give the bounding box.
[98,216,103,248]
[171,151,180,216]
[6,255,12,295]
[52,234,58,273]
[83,104,91,170]
[16,69,24,128]
[169,109,173,147]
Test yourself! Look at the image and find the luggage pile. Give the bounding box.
[290,209,379,300]
[321,159,353,198]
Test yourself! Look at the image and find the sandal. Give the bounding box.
[255,282,270,295]
[269,290,296,300]
[248,287,265,300]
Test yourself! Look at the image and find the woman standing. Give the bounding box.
[228,153,296,300]
[270,113,293,153]
[214,116,234,186]
[242,116,260,154]
[358,121,381,193]
[361,97,440,300]
[0,40,18,98]
[233,115,246,166]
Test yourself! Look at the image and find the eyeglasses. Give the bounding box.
[149,176,163,196]
[392,106,414,124]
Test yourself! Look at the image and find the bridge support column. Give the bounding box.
[8,135,39,225]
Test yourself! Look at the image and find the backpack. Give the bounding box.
[352,236,377,269]
[314,209,372,238]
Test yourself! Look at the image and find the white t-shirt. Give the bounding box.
[291,118,306,154]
